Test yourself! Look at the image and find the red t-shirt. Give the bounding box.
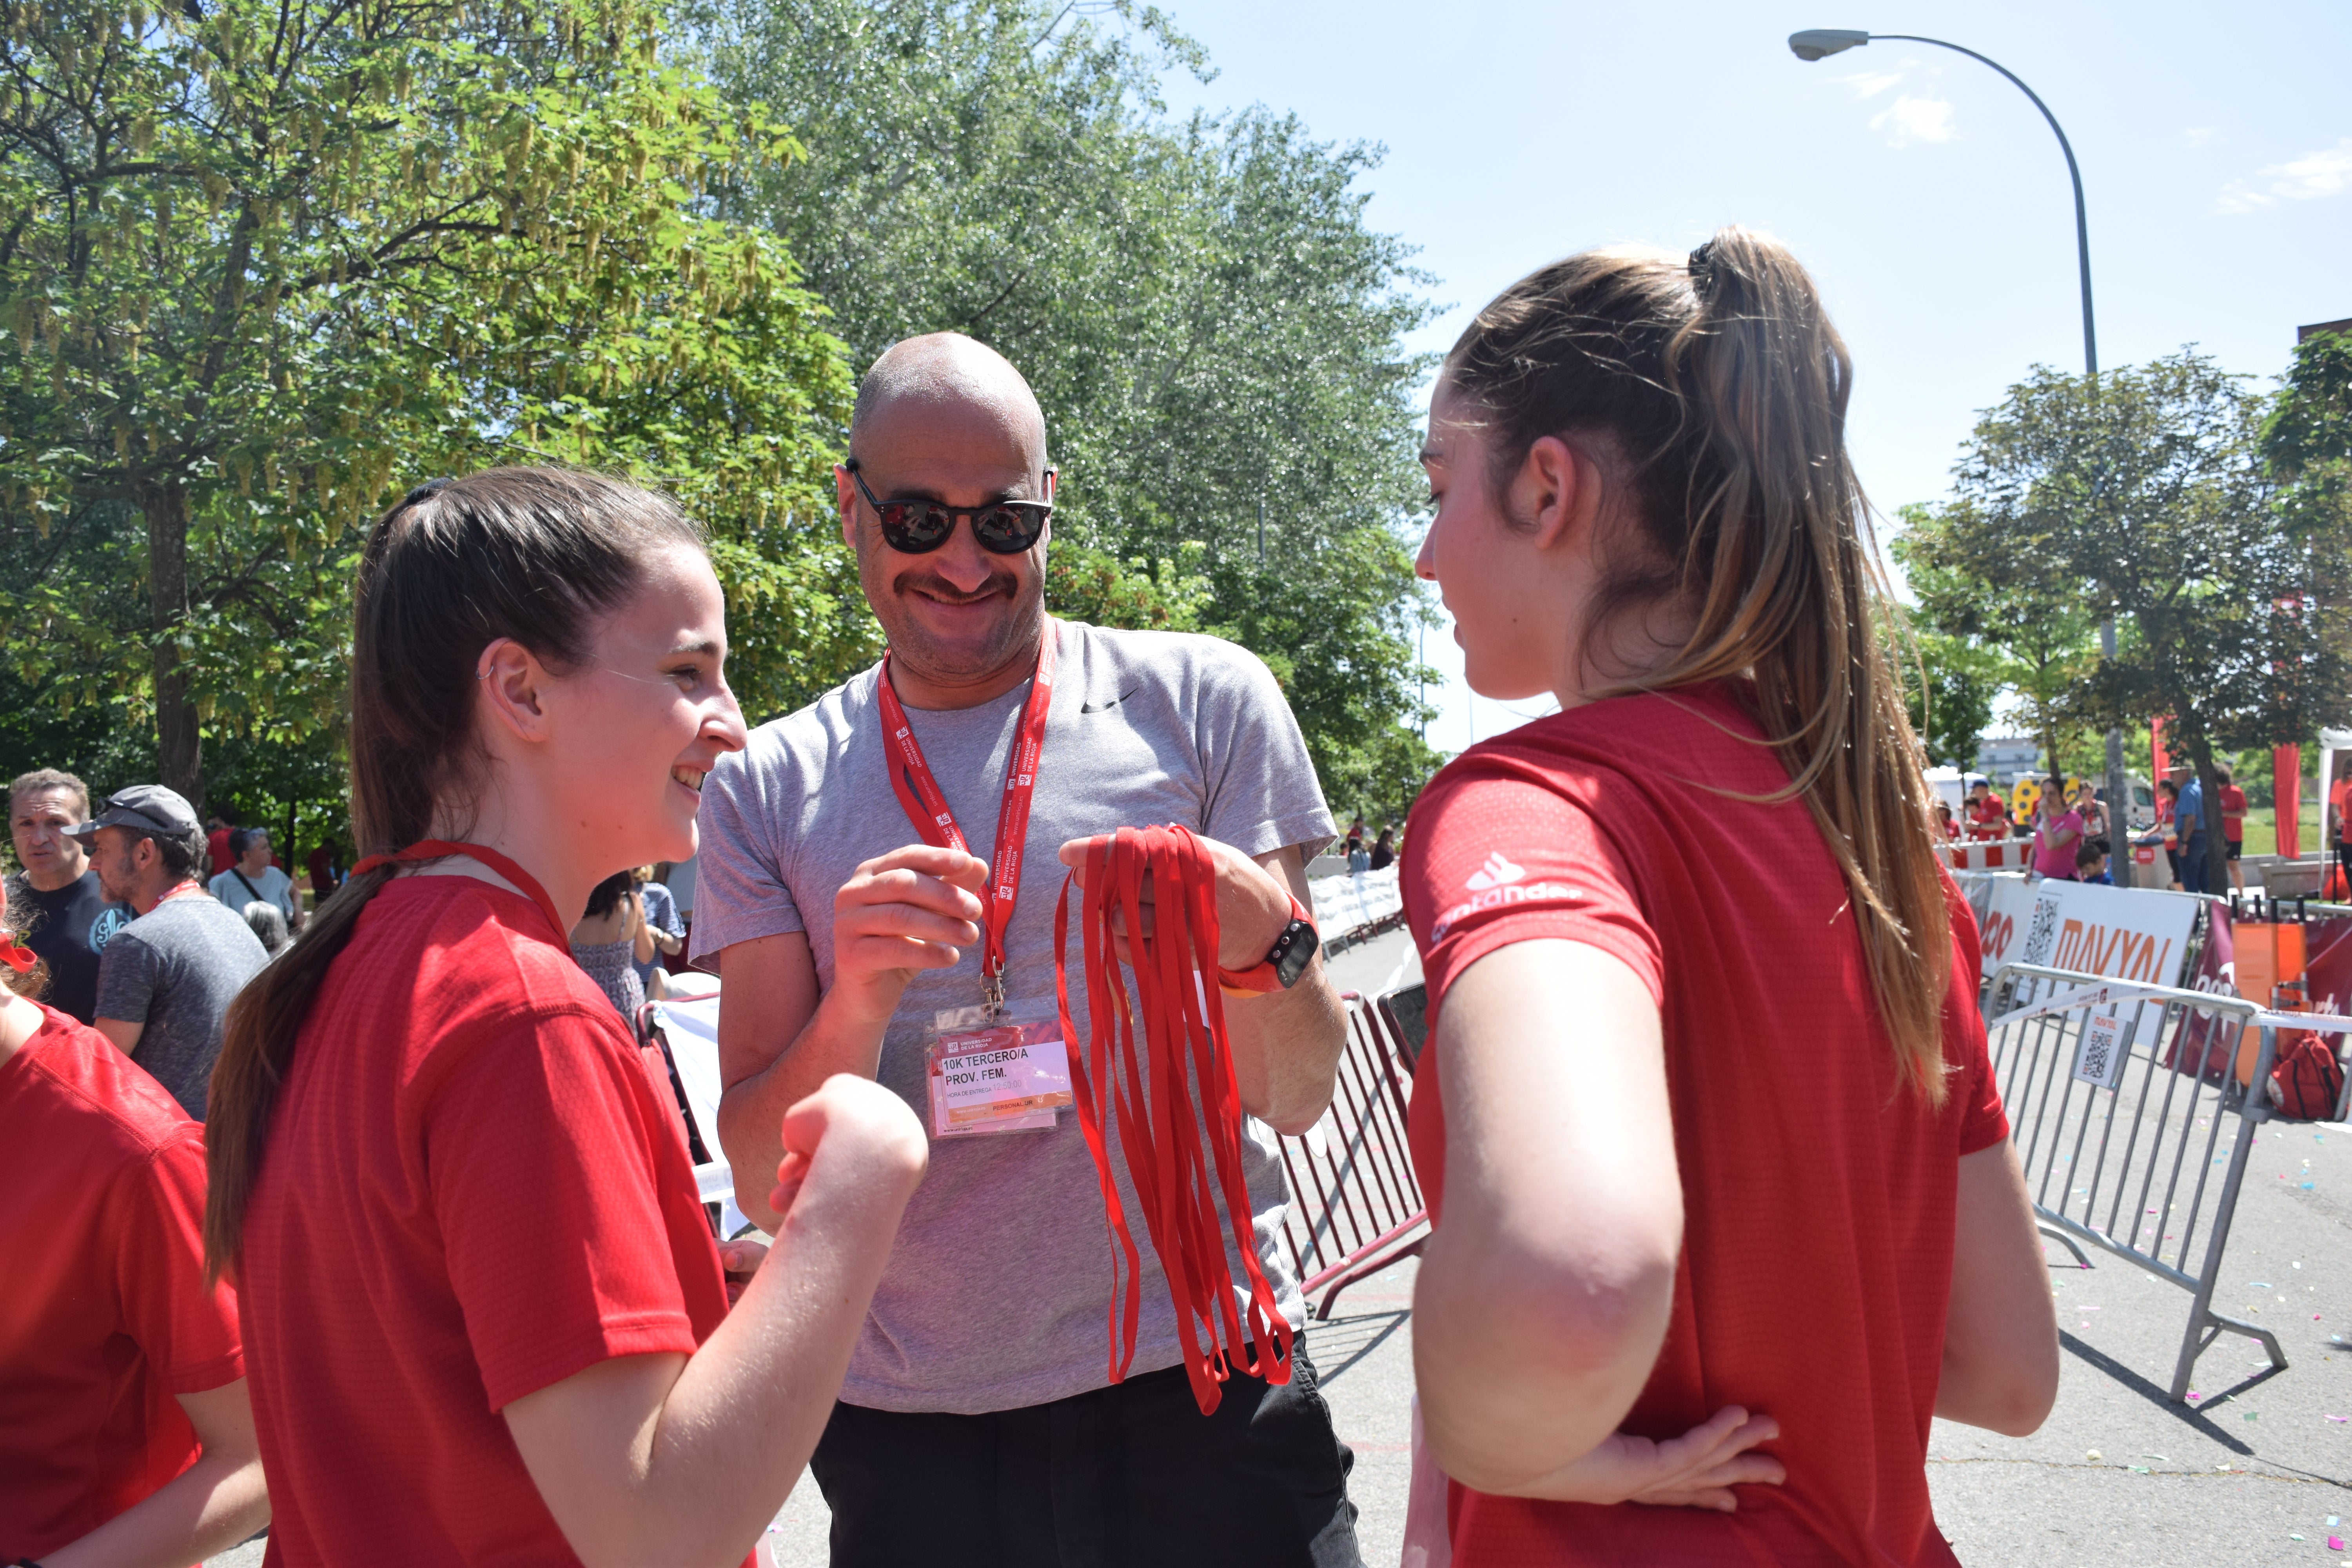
[238,877,729,1566]
[1965,793,2006,839]
[0,1006,245,1560]
[2219,784,2247,844]
[206,827,234,877]
[1401,684,2008,1568]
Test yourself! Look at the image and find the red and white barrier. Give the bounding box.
[1942,838,2034,873]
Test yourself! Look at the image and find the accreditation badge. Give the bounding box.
[924,1001,1076,1138]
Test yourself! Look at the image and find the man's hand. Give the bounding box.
[1511,1407,1784,1510]
[830,844,987,1025]
[1056,831,1291,972]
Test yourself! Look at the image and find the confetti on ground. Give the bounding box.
[2334,1537,2347,1552]
[2330,1415,2347,1422]
[2087,1449,2103,1462]
[2254,1281,2276,1288]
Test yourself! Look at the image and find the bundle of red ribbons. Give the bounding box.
[1053,824,1296,1416]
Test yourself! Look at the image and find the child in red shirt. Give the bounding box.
[203,470,931,1566]
[0,888,266,1564]
[1404,230,2057,1565]
[1965,781,2008,840]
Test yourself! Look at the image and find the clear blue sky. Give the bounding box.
[1145,0,2352,757]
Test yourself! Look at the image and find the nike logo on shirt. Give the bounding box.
[1081,687,1140,713]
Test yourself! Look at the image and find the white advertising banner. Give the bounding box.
[1977,879,2205,1049]
[1977,878,2199,989]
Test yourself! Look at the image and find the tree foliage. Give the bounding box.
[1902,352,2352,884]
[0,0,854,809]
[1893,501,2101,776]
[695,0,1439,810]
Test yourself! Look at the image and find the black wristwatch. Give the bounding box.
[1218,893,1319,993]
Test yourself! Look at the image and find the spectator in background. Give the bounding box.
[242,902,291,957]
[2172,764,2217,897]
[1931,800,1958,841]
[0,879,269,1566]
[632,864,685,1000]
[209,827,303,933]
[2333,753,2352,895]
[569,869,650,1019]
[73,787,269,1120]
[2217,764,2247,891]
[305,839,341,905]
[2030,776,2083,881]
[2075,838,2114,886]
[204,812,236,878]
[2071,781,2106,844]
[1370,826,1396,871]
[2140,780,2182,890]
[1965,780,2007,842]
[7,769,128,1025]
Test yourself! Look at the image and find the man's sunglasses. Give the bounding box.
[845,460,1054,556]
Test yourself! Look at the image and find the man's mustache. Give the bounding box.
[896,572,1019,604]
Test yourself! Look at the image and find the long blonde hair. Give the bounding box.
[1441,227,1951,1104]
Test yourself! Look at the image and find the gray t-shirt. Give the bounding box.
[695,619,1335,1414]
[93,892,270,1120]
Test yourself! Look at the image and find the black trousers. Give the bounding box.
[809,1341,1363,1568]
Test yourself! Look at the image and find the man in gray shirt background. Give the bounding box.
[74,785,268,1120]
[696,332,1361,1566]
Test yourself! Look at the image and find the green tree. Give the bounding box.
[1893,502,2100,777]
[695,0,1439,794]
[1913,353,2352,888]
[0,0,854,808]
[1896,626,2002,771]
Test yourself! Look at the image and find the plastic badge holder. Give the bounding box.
[925,1002,1074,1138]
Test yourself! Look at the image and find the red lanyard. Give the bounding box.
[350,839,569,945]
[1053,824,1295,1416]
[876,622,1058,1014]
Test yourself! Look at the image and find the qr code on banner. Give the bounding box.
[2073,1011,2127,1089]
[2021,888,2065,967]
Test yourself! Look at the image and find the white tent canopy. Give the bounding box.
[2317,729,2352,851]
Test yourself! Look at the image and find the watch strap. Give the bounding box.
[1218,891,1317,995]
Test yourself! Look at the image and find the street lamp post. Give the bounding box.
[1791,30,2132,880]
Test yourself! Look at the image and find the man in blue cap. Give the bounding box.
[69,786,267,1119]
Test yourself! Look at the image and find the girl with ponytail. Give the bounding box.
[205,468,929,1566]
[1399,230,2058,1564]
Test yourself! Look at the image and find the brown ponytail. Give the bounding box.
[203,467,704,1280]
[1441,227,1952,1105]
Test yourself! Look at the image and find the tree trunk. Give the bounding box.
[145,483,202,810]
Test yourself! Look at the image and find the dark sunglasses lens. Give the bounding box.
[972,506,1045,554]
[880,501,953,552]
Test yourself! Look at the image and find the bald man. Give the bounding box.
[696,334,1361,1566]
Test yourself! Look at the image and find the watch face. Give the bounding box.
[1274,919,1318,989]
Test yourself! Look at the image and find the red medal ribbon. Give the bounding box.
[350,839,570,945]
[1053,824,1296,1416]
[876,621,1058,1006]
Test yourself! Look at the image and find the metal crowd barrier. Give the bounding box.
[1276,987,1430,1319]
[1984,960,2287,1400]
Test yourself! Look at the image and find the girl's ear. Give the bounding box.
[474,637,556,745]
[1515,435,1604,552]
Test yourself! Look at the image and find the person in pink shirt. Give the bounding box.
[2029,776,2083,880]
